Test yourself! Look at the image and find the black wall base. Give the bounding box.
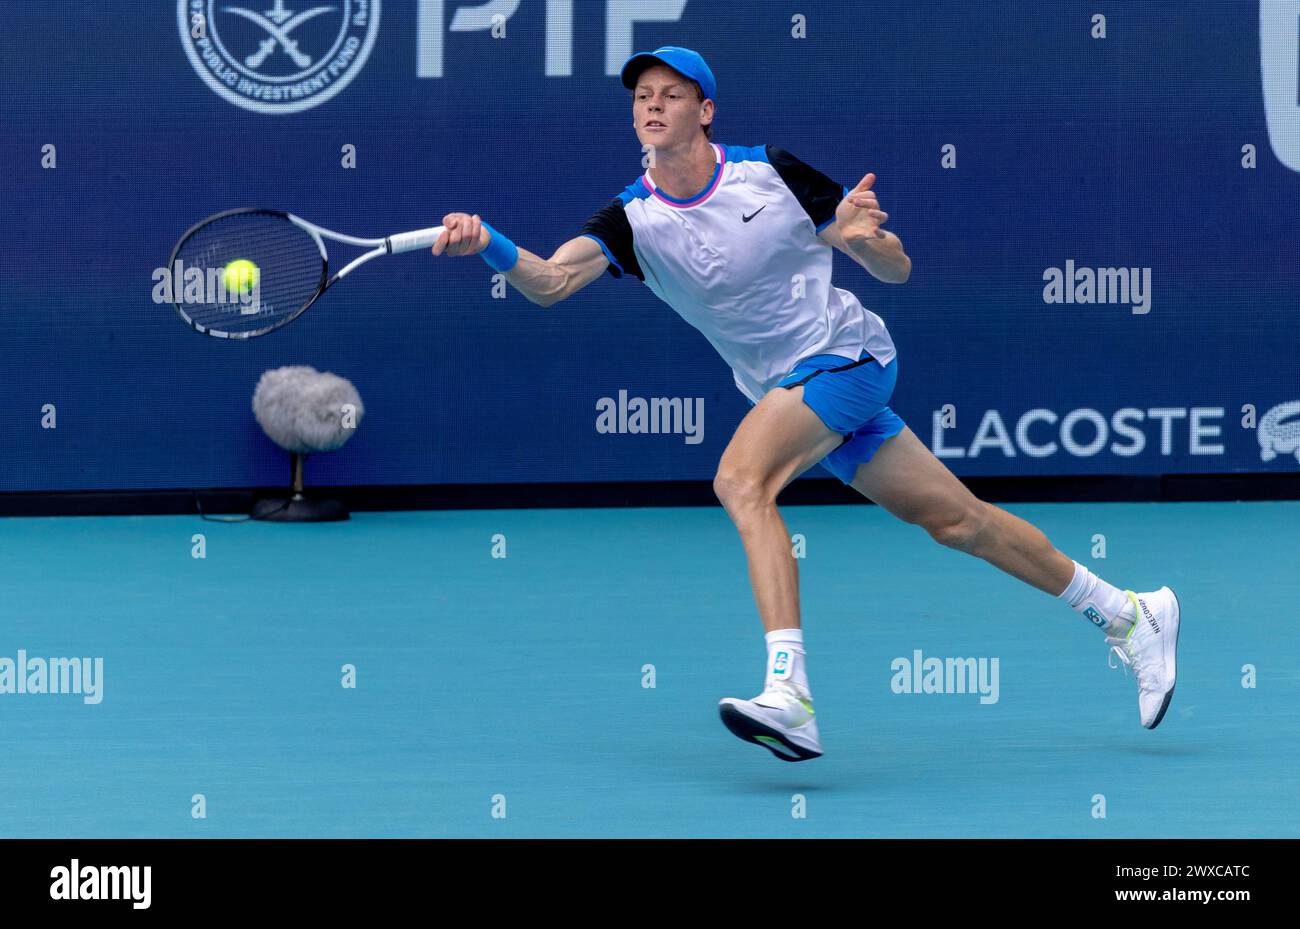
[1,473,1297,518]
[251,494,350,522]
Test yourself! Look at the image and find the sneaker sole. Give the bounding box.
[1145,586,1180,730]
[718,703,823,762]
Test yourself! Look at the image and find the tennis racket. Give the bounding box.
[167,209,446,338]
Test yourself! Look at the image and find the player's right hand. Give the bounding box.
[432,213,489,257]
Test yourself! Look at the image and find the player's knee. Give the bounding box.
[925,501,990,551]
[713,467,773,516]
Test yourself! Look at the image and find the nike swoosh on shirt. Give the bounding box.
[742,206,767,222]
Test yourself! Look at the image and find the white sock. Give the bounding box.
[1058,560,1134,636]
[764,628,811,697]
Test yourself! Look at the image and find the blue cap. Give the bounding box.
[620,46,716,101]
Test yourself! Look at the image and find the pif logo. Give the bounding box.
[178,0,381,114]
[1261,0,1300,171]
[1082,606,1106,629]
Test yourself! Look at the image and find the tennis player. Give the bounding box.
[430,46,1181,761]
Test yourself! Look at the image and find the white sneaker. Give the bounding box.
[1107,587,1181,729]
[718,680,823,762]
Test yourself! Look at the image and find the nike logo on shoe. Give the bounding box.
[1140,598,1160,633]
[742,206,767,222]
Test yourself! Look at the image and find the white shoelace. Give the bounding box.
[1107,643,1132,676]
[1108,637,1154,688]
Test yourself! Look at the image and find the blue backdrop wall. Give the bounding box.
[4,1,1298,492]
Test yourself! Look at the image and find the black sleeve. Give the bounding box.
[766,145,846,232]
[578,199,644,281]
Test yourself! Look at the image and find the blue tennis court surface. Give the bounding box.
[1,501,1296,837]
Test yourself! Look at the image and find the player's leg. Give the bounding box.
[712,382,844,762]
[847,426,1180,729]
[850,426,1074,594]
[713,384,843,633]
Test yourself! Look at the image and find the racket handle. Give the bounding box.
[387,226,447,254]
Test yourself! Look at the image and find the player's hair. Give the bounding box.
[691,81,713,140]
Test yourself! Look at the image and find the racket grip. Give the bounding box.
[388,226,447,254]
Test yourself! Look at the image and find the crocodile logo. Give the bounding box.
[1259,401,1300,465]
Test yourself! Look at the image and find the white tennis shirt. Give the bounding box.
[580,142,897,403]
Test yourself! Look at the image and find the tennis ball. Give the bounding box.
[223,259,260,295]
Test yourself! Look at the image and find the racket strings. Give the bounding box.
[171,212,326,336]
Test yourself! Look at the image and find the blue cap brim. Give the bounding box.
[620,54,671,91]
[620,46,716,100]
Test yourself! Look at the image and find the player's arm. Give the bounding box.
[766,146,911,284]
[818,173,911,284]
[431,213,610,307]
[503,237,609,307]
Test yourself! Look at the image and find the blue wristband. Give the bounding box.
[479,222,519,273]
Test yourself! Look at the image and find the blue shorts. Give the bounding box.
[775,351,906,484]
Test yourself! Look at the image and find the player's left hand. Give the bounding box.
[835,173,889,242]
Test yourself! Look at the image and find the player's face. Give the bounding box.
[632,65,709,149]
